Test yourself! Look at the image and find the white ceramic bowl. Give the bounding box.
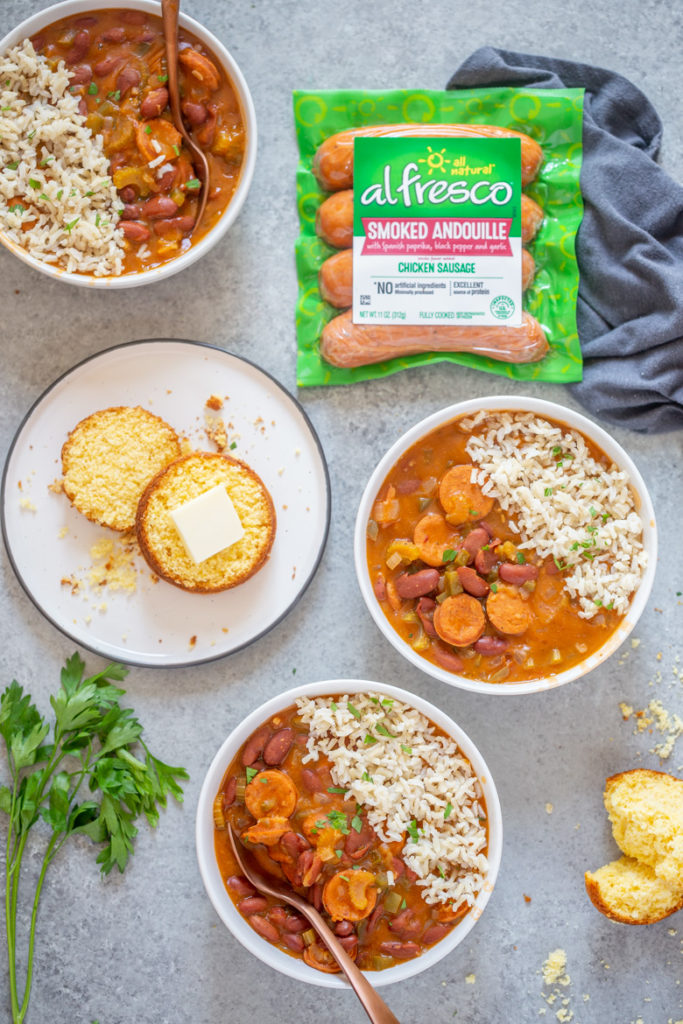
[196,679,502,988]
[354,396,657,697]
[0,0,257,287]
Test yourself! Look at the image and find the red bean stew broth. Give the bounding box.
[214,695,489,972]
[31,8,246,271]
[366,411,646,685]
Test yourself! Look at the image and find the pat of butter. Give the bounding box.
[169,484,244,564]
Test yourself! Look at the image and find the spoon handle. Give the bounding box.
[301,905,402,1024]
[160,0,181,124]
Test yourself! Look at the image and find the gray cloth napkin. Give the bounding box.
[447,48,683,432]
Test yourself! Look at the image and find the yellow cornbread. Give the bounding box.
[585,769,683,924]
[61,407,181,531]
[136,452,276,593]
[585,856,683,925]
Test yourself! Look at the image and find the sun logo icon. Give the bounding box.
[417,146,451,175]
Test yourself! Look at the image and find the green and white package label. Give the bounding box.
[352,137,523,327]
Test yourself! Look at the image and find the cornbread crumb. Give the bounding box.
[206,395,223,411]
[543,950,569,986]
[58,526,69,539]
[19,497,36,512]
[619,702,634,720]
[48,478,63,494]
[545,803,554,814]
[465,973,475,984]
[631,638,641,649]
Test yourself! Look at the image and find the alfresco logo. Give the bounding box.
[359,162,512,208]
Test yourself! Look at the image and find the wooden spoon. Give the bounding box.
[228,826,402,1024]
[160,0,209,233]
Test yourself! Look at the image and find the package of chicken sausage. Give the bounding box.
[294,87,584,386]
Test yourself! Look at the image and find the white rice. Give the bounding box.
[296,693,489,908]
[0,40,125,275]
[461,411,647,618]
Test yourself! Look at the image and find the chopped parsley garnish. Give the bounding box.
[361,771,372,782]
[363,734,378,746]
[570,542,579,551]
[245,766,258,783]
[8,204,24,214]
[553,556,570,572]
[95,213,101,227]
[335,849,342,858]
[401,744,412,755]
[88,82,98,95]
[39,157,54,167]
[442,548,457,562]
[490,582,498,593]
[108,90,121,101]
[56,189,63,200]
[516,551,526,564]
[157,73,169,83]
[438,865,446,878]
[172,144,180,156]
[589,506,598,518]
[351,815,363,833]
[381,698,394,709]
[347,702,361,720]
[229,441,237,450]
[593,598,603,607]
[5,160,19,170]
[407,819,420,843]
[144,125,152,134]
[552,445,562,456]
[400,898,407,910]
[444,802,453,820]
[606,600,614,610]
[544,487,553,497]
[330,701,337,711]
[27,130,36,140]
[28,178,40,189]
[185,178,201,190]
[327,810,349,835]
[38,193,49,201]
[64,217,80,233]
[375,722,396,739]
[327,786,346,794]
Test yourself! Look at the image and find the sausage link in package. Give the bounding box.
[294,87,584,386]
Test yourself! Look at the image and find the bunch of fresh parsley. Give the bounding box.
[0,653,188,1024]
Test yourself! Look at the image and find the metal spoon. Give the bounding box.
[160,0,210,232]
[228,826,401,1024]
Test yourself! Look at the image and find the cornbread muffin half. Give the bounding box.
[585,856,683,924]
[62,406,181,531]
[585,768,683,924]
[136,452,276,593]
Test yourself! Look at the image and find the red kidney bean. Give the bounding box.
[334,920,355,937]
[366,905,383,935]
[432,644,464,673]
[77,98,87,117]
[456,565,490,598]
[415,597,438,638]
[475,546,498,575]
[389,908,421,938]
[153,216,196,237]
[119,204,140,221]
[154,167,176,192]
[250,916,279,943]
[474,635,509,656]
[141,87,169,119]
[282,932,304,953]
[395,568,440,599]
[94,55,124,77]
[373,573,387,602]
[395,477,420,494]
[69,65,92,85]
[423,924,450,945]
[120,221,150,243]
[297,848,322,887]
[116,65,141,96]
[238,896,268,915]
[404,866,418,883]
[263,728,294,766]
[223,775,237,806]
[182,100,208,125]
[136,30,156,43]
[240,726,270,767]
[226,875,255,898]
[498,562,539,585]
[121,9,147,23]
[310,882,323,911]
[75,16,97,27]
[463,526,490,559]
[301,768,324,793]
[196,103,218,147]
[101,26,126,42]
[268,906,287,927]
[479,520,494,538]
[282,914,308,933]
[65,30,90,65]
[390,857,405,879]
[338,935,358,955]
[30,35,45,51]
[280,831,309,858]
[141,196,178,219]
[380,941,420,960]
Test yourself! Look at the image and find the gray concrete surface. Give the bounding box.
[1,1,682,1022]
